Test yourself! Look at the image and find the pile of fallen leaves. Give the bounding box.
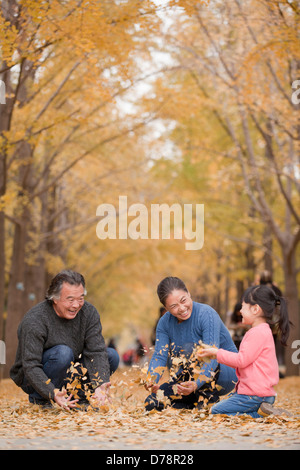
[0,365,300,450]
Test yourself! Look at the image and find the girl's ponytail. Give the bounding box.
[275,295,291,347]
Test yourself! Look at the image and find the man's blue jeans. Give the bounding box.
[21,345,119,404]
[210,392,276,418]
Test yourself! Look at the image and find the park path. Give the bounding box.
[0,370,299,451]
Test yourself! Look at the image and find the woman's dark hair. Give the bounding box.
[46,270,86,303]
[242,285,291,346]
[157,276,188,306]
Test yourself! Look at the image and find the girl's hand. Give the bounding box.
[197,347,219,359]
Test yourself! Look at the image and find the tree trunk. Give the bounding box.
[0,67,14,341]
[4,211,28,377]
[282,245,300,376]
[0,149,7,342]
[262,225,273,274]
[3,135,35,377]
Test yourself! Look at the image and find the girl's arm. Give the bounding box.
[198,328,265,369]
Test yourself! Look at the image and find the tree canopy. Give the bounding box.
[1,0,299,375]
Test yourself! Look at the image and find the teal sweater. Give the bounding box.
[149,301,237,394]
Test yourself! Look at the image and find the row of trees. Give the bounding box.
[147,0,300,374]
[0,0,299,376]
[0,0,168,374]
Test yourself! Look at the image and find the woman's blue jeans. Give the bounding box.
[22,344,119,404]
[210,392,276,418]
[145,342,221,412]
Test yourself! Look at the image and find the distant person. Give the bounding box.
[198,285,291,418]
[122,338,147,366]
[135,338,146,361]
[144,276,237,411]
[259,270,282,297]
[10,270,119,409]
[150,306,167,346]
[107,337,117,350]
[122,347,135,366]
[227,302,249,350]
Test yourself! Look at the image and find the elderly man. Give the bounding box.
[10,270,119,409]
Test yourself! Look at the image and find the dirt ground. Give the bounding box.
[0,368,300,451]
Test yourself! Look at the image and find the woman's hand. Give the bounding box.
[197,347,219,359]
[176,381,197,396]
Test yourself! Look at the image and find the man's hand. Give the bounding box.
[92,382,111,406]
[176,381,197,396]
[54,389,78,409]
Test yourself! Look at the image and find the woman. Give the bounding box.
[144,276,237,411]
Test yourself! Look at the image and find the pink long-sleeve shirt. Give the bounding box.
[217,323,279,397]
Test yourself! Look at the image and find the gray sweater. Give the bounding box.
[10,300,110,400]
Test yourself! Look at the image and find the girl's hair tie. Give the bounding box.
[275,296,281,306]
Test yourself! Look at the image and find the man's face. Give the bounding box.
[53,283,85,320]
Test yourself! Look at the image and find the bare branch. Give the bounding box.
[33,61,81,123]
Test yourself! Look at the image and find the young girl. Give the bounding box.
[197,285,291,418]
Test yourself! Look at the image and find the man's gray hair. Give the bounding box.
[45,270,87,303]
